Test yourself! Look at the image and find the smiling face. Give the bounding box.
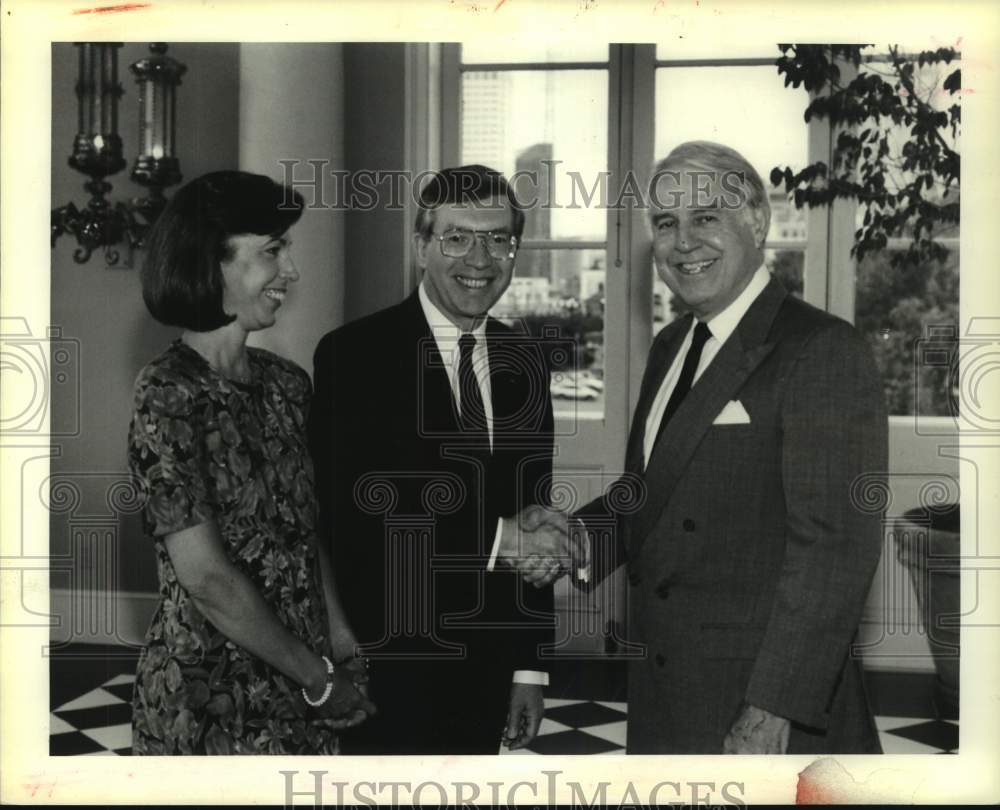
[414,197,517,331]
[220,231,299,333]
[650,164,768,321]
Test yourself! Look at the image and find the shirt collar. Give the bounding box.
[699,263,770,344]
[418,281,488,344]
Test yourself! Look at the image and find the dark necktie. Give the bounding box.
[653,320,712,449]
[458,333,490,448]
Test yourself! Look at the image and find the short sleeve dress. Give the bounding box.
[127,340,338,755]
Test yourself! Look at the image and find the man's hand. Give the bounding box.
[722,704,790,754]
[518,504,570,534]
[502,682,544,750]
[497,505,586,587]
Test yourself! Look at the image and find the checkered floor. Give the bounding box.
[508,702,958,756]
[503,698,628,755]
[50,672,135,756]
[50,648,958,755]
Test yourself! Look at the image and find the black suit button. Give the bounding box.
[683,518,696,532]
[655,580,670,599]
[628,570,642,586]
[655,653,666,667]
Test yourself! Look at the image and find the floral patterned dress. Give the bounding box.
[127,340,338,755]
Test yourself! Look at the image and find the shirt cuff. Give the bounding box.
[487,517,504,572]
[512,670,549,686]
[571,517,591,581]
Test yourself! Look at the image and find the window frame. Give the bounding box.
[440,45,847,438]
[433,43,956,433]
[442,44,633,467]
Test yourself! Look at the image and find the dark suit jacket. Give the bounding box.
[579,276,888,753]
[308,291,555,753]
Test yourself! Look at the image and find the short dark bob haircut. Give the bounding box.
[414,164,525,241]
[141,171,304,331]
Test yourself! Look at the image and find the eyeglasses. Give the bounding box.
[434,228,519,260]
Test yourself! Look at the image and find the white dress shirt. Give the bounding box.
[642,264,770,469]
[418,283,494,449]
[418,282,548,686]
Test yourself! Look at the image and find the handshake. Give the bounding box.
[497,505,589,588]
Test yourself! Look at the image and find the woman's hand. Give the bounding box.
[301,657,376,727]
[327,666,376,720]
[335,654,372,699]
[336,656,369,685]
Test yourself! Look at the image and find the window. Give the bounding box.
[652,56,811,331]
[855,246,959,416]
[849,54,961,417]
[456,47,609,419]
[443,43,958,430]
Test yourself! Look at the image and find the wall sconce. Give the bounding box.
[51,43,186,266]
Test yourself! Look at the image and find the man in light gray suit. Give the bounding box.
[498,140,888,754]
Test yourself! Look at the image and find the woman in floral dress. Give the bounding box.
[127,171,374,754]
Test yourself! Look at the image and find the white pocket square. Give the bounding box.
[712,399,751,425]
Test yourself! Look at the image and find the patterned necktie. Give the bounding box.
[458,333,490,447]
[653,320,712,450]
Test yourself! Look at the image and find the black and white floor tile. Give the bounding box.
[50,673,135,756]
[506,704,958,756]
[49,647,958,755]
[502,698,628,755]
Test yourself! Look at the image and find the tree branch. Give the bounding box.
[888,45,959,161]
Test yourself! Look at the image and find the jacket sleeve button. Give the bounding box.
[682,518,696,532]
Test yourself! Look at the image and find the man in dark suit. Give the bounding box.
[502,141,888,754]
[309,165,556,754]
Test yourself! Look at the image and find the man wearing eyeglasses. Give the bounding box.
[308,165,558,754]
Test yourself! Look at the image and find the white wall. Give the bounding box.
[49,43,346,645]
[857,416,961,672]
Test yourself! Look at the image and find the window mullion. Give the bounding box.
[827,59,861,323]
[803,54,860,320]
[623,45,656,422]
[440,44,461,168]
[403,43,440,294]
[803,89,832,311]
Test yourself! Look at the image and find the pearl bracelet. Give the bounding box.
[301,655,335,707]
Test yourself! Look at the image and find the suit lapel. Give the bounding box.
[485,318,527,449]
[624,315,693,474]
[629,277,789,555]
[486,319,508,441]
[403,292,460,436]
